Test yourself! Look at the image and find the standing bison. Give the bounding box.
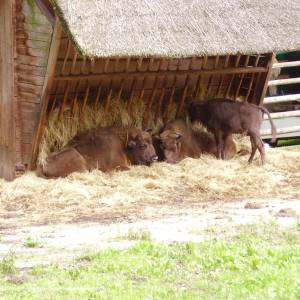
[188,98,276,164]
[36,127,158,178]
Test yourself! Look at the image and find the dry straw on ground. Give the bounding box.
[1,145,299,227]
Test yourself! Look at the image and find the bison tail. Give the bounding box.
[260,107,277,143]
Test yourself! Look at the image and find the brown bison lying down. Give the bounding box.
[188,98,276,164]
[36,127,158,178]
[157,119,236,163]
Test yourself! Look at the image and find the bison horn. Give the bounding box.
[170,132,182,140]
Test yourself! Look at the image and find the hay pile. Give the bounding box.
[1,145,299,226]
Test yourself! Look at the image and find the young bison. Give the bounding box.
[188,98,276,164]
[36,127,158,178]
[157,119,236,164]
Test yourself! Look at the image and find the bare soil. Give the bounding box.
[0,198,299,270]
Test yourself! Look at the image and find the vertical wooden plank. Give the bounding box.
[245,55,261,102]
[258,53,275,105]
[58,81,70,119]
[0,0,15,180]
[234,55,250,100]
[70,51,78,74]
[71,79,81,115]
[155,76,167,122]
[81,80,90,115]
[225,54,241,98]
[93,81,102,111]
[61,39,71,75]
[193,56,206,98]
[176,75,190,117]
[104,81,113,113]
[127,76,138,109]
[216,55,230,97]
[30,19,62,169]
[164,76,177,121]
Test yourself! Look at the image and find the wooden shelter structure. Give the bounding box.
[1,0,300,180]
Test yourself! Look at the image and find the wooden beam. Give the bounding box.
[30,19,62,169]
[35,0,55,26]
[0,0,15,180]
[258,53,275,105]
[53,66,268,82]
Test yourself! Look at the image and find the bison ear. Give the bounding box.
[127,140,137,148]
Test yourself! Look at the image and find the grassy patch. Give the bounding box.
[0,224,299,299]
[277,138,300,147]
[0,251,16,275]
[24,236,40,248]
[119,227,152,241]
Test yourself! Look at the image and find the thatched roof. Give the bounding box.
[51,0,300,58]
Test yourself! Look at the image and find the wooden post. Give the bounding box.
[258,53,275,105]
[252,53,275,105]
[30,18,62,169]
[0,0,15,180]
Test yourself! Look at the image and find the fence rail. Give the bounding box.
[272,60,300,69]
[261,126,300,136]
[268,77,300,86]
[264,93,300,104]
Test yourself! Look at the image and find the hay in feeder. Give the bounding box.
[38,96,180,164]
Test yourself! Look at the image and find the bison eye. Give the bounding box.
[139,144,147,150]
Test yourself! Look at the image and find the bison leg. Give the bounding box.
[221,133,230,160]
[214,131,223,159]
[256,136,266,165]
[248,135,257,164]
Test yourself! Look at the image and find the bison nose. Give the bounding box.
[152,155,158,162]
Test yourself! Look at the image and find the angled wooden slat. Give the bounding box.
[30,19,62,169]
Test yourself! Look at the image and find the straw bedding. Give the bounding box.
[1,145,299,226]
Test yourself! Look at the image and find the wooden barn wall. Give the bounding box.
[15,0,52,167]
[0,0,16,180]
[47,33,271,123]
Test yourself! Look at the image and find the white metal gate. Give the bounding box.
[261,58,300,140]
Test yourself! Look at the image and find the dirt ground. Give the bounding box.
[0,145,299,269]
[0,197,299,270]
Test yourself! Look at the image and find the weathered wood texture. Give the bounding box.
[47,35,271,121]
[31,19,62,169]
[0,0,273,177]
[15,0,53,168]
[0,0,16,180]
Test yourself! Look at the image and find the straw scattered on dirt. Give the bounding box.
[1,145,299,227]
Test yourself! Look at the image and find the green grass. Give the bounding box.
[276,138,300,147]
[119,227,152,241]
[24,236,40,248]
[0,224,299,300]
[0,251,16,275]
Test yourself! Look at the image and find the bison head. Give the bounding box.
[159,130,183,164]
[127,129,158,166]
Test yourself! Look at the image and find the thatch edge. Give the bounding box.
[50,0,88,57]
[49,0,300,59]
